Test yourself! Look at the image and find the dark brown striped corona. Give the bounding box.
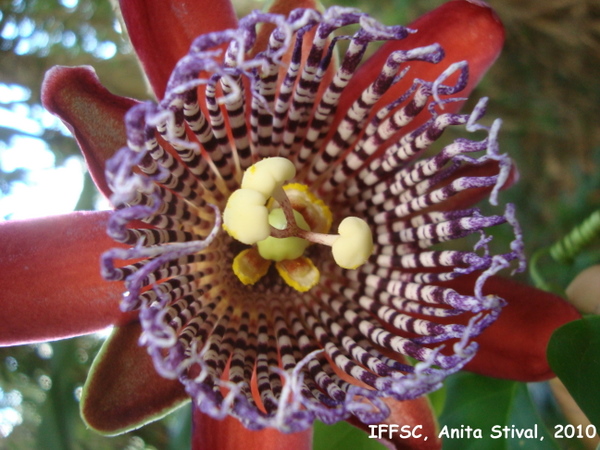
[101,6,524,431]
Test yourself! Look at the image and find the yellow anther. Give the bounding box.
[232,247,271,285]
[331,217,374,269]
[275,257,320,292]
[241,157,296,198]
[224,157,373,291]
[223,188,269,244]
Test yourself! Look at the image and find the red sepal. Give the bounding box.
[334,0,505,132]
[0,211,136,346]
[42,66,137,200]
[446,275,581,381]
[81,321,189,434]
[119,0,238,99]
[192,410,313,450]
[347,396,440,450]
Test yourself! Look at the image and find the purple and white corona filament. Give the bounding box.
[101,6,524,432]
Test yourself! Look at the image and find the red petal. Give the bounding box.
[192,411,313,450]
[347,397,440,449]
[81,321,189,434]
[335,0,505,128]
[42,66,137,200]
[334,357,439,449]
[267,0,320,11]
[445,275,581,381]
[119,0,238,99]
[0,211,136,346]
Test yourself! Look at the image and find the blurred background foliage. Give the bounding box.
[0,0,599,448]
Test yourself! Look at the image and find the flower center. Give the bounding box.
[223,157,373,291]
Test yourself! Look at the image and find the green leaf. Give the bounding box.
[167,404,192,450]
[508,384,560,450]
[548,315,600,427]
[314,420,385,450]
[439,372,558,449]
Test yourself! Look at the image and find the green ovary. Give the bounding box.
[257,209,310,261]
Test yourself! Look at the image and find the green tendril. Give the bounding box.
[549,210,600,263]
[530,209,600,294]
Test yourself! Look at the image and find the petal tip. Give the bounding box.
[41,65,98,113]
[81,323,189,435]
[41,64,138,199]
